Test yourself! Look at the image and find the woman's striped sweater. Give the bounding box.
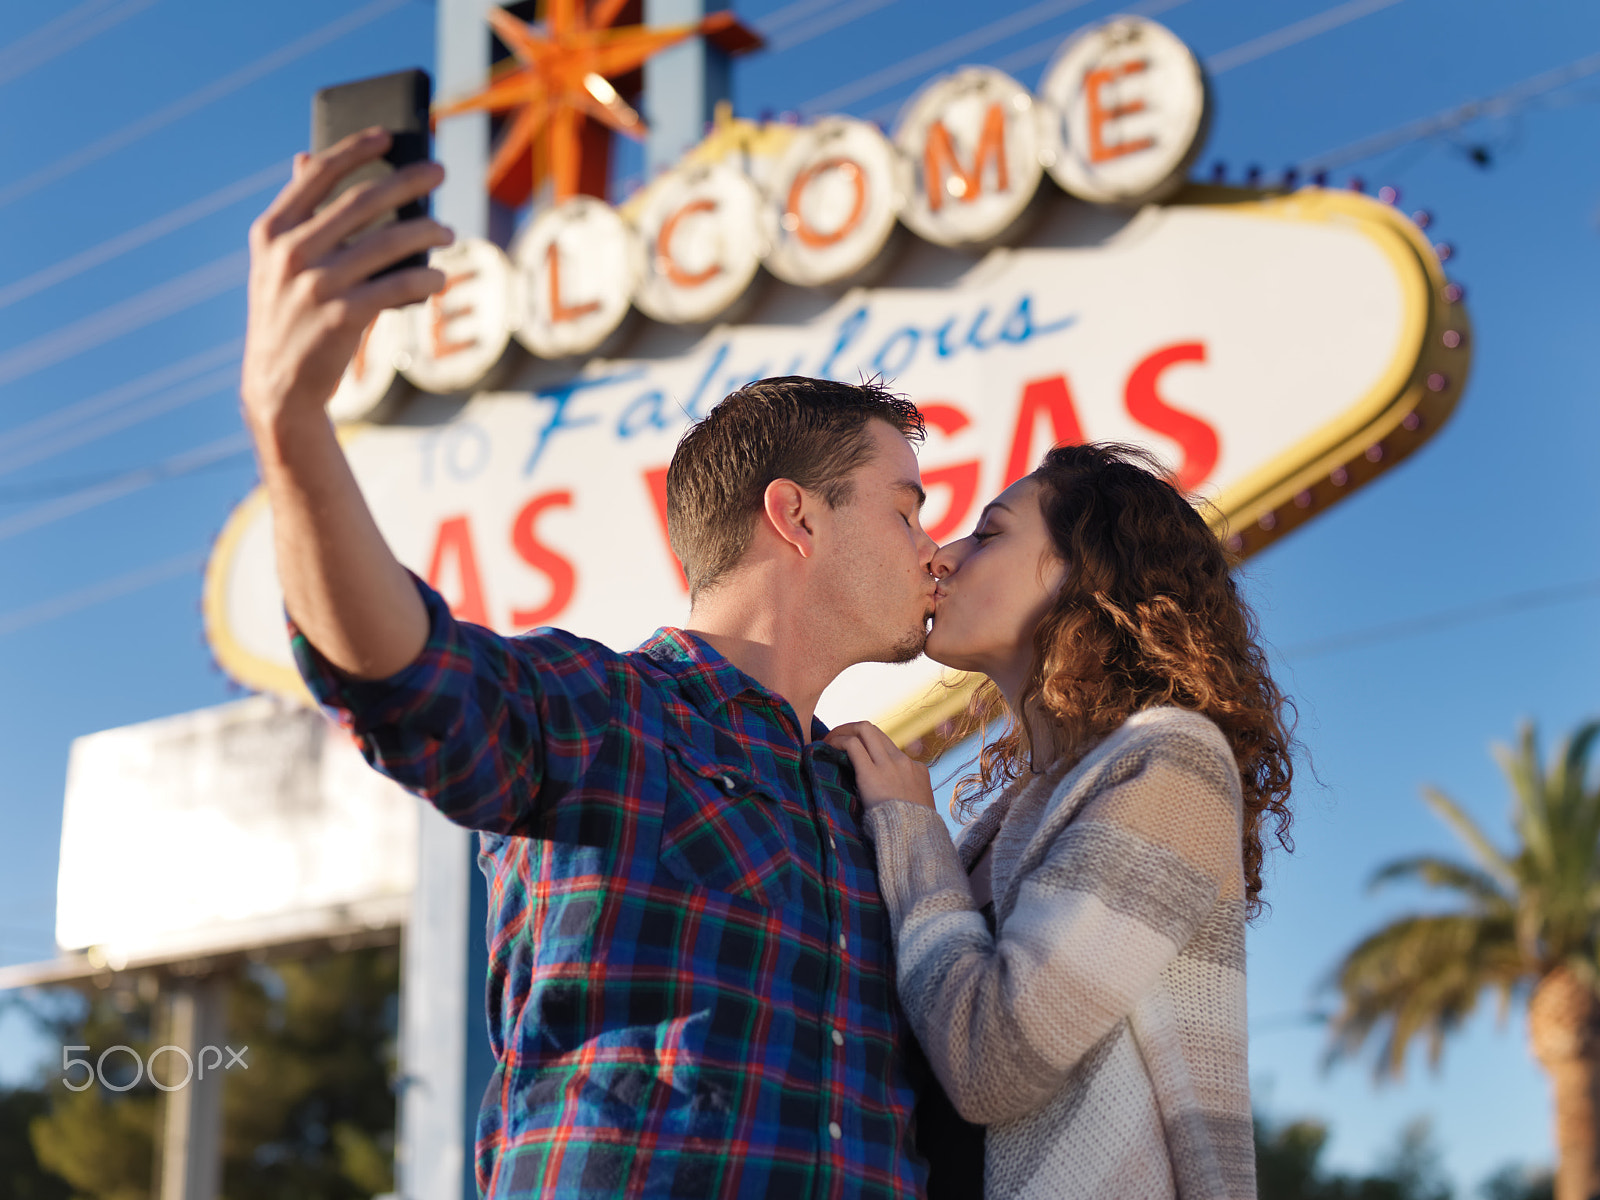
[864,707,1256,1200]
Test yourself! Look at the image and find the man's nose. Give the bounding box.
[918,529,939,572]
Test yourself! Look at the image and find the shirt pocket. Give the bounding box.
[657,742,797,911]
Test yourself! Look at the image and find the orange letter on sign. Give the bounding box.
[1086,60,1155,164]
[426,515,490,626]
[643,466,688,592]
[656,199,722,288]
[1003,375,1088,487]
[1124,342,1219,492]
[509,491,577,628]
[924,104,1009,213]
[786,158,868,249]
[349,314,380,381]
[546,240,600,323]
[429,270,480,358]
[917,403,982,543]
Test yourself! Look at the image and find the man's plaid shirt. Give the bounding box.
[293,579,929,1199]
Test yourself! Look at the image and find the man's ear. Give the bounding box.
[762,478,816,560]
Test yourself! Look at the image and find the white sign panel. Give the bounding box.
[207,188,1464,734]
[56,696,417,965]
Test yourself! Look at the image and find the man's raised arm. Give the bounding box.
[240,129,454,680]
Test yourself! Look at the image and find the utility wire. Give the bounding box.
[803,0,1107,114]
[0,431,252,545]
[1300,47,1600,172]
[754,0,855,36]
[1280,577,1600,661]
[0,0,161,89]
[0,339,240,461]
[0,161,287,312]
[767,0,903,55]
[1206,0,1403,75]
[0,365,240,478]
[0,0,408,211]
[0,549,208,637]
[0,249,247,391]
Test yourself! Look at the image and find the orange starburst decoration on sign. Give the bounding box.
[434,1,761,208]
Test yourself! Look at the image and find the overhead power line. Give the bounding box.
[0,0,161,89]
[952,0,1187,102]
[803,0,1105,114]
[0,0,408,212]
[767,0,902,55]
[1281,577,1600,661]
[0,431,252,545]
[0,161,287,312]
[754,0,853,36]
[0,548,208,637]
[0,339,240,459]
[1206,0,1403,75]
[1301,47,1600,172]
[0,249,247,391]
[0,364,241,478]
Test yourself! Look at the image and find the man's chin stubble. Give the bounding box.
[881,626,928,665]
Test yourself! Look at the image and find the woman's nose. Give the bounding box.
[930,541,961,579]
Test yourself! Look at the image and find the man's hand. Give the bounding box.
[241,128,452,434]
[239,129,450,681]
[824,722,938,812]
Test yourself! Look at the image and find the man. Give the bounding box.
[241,129,941,1198]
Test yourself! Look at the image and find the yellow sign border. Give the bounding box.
[206,183,1468,741]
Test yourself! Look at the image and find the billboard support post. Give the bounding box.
[398,3,493,1199]
[155,977,227,1200]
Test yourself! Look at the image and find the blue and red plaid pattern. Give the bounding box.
[292,578,929,1199]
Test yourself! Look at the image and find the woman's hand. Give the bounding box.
[824,722,937,811]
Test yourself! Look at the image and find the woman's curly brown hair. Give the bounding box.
[944,442,1296,918]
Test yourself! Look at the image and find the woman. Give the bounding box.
[826,443,1294,1200]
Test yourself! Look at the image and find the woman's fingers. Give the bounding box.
[346,264,449,319]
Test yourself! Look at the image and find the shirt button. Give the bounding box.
[828,833,837,849]
[828,1121,843,1140]
[831,1028,845,1047]
[717,774,735,791]
[837,933,847,950]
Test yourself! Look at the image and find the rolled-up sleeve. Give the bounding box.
[290,574,614,835]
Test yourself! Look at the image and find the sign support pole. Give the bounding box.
[643,0,730,177]
[399,4,494,1199]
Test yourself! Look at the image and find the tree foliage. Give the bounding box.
[1327,722,1600,1077]
[10,944,399,1199]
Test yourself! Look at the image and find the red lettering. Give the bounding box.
[425,515,489,626]
[1124,341,1219,492]
[1003,375,1087,487]
[546,239,600,323]
[1086,60,1155,164]
[917,403,981,542]
[924,104,1009,212]
[656,199,722,288]
[643,466,688,592]
[786,157,867,249]
[428,270,480,358]
[509,491,577,628]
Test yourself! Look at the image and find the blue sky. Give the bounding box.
[2,0,1598,1191]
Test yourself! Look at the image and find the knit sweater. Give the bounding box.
[863,707,1255,1200]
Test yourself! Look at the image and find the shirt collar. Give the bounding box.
[638,627,831,742]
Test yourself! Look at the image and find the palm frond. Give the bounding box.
[1419,786,1517,890]
[1368,856,1515,912]
[1496,726,1556,874]
[1325,911,1524,1080]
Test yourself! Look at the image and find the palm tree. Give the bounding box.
[1326,720,1600,1200]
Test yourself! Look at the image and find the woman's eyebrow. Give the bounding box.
[978,500,1013,520]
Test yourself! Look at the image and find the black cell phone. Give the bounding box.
[311,68,433,277]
